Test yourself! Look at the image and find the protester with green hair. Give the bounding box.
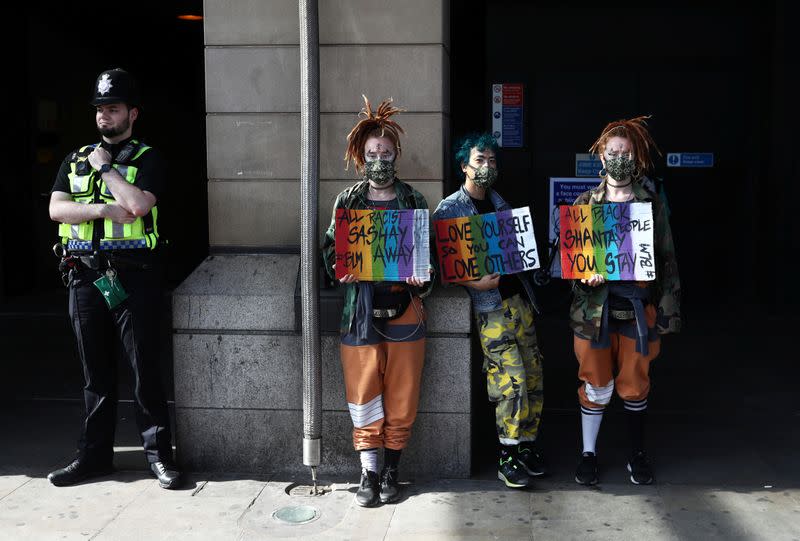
[433,133,546,489]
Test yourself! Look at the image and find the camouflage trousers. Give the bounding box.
[476,294,544,445]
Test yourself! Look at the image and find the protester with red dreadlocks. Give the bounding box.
[571,116,681,486]
[322,96,433,507]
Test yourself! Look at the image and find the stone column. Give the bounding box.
[173,0,472,477]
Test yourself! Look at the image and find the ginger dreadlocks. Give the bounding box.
[344,95,405,174]
[589,116,661,174]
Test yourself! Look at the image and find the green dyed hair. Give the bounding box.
[454,133,499,178]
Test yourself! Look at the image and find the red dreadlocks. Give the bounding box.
[344,95,405,174]
[589,115,661,174]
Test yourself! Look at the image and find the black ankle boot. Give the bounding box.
[356,468,380,507]
[379,465,401,503]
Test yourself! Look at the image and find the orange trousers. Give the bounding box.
[340,297,426,450]
[575,304,661,409]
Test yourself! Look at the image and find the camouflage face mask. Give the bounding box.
[604,155,637,181]
[364,159,395,185]
[470,164,498,188]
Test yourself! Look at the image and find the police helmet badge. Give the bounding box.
[97,73,113,96]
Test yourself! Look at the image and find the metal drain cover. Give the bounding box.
[272,505,319,525]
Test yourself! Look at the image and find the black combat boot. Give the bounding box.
[379,465,401,503]
[355,468,380,507]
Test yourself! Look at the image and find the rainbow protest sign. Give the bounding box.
[334,208,430,281]
[559,202,655,281]
[434,207,539,284]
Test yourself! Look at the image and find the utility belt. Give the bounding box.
[53,243,154,286]
[76,252,153,270]
[53,243,147,310]
[70,251,154,272]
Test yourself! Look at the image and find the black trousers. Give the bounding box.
[67,263,172,465]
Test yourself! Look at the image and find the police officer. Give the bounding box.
[47,68,181,489]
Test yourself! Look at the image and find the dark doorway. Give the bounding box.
[2,3,207,402]
[451,0,798,476]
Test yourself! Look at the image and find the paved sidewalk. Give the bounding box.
[2,401,799,540]
[2,306,798,540]
[2,469,799,540]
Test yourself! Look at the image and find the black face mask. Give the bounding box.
[364,160,395,185]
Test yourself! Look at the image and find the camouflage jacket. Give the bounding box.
[321,179,434,334]
[569,179,681,339]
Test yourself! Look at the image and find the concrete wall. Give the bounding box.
[173,256,472,477]
[172,1,466,477]
[203,0,449,248]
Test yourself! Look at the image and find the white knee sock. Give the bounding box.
[360,449,378,473]
[581,406,605,454]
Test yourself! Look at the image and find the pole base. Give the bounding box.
[303,437,321,467]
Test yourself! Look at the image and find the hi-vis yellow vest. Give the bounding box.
[58,140,159,250]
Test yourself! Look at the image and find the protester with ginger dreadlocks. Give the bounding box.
[571,116,681,486]
[322,95,433,507]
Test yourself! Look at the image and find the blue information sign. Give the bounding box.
[574,153,603,177]
[666,152,714,168]
[502,107,523,148]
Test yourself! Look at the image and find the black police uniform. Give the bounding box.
[49,70,177,482]
[51,139,172,468]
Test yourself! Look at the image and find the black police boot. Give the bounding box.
[379,465,401,503]
[48,457,114,487]
[355,468,380,507]
[150,461,183,489]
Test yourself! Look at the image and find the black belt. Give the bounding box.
[609,309,636,320]
[373,307,401,318]
[75,252,152,271]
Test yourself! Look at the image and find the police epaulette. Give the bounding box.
[72,146,95,161]
[115,139,141,164]
[73,147,94,175]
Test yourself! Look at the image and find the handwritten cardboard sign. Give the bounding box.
[434,207,540,283]
[559,202,655,280]
[334,208,430,281]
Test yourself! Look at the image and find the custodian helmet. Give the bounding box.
[90,68,141,108]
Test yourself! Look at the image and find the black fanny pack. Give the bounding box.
[372,287,412,320]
